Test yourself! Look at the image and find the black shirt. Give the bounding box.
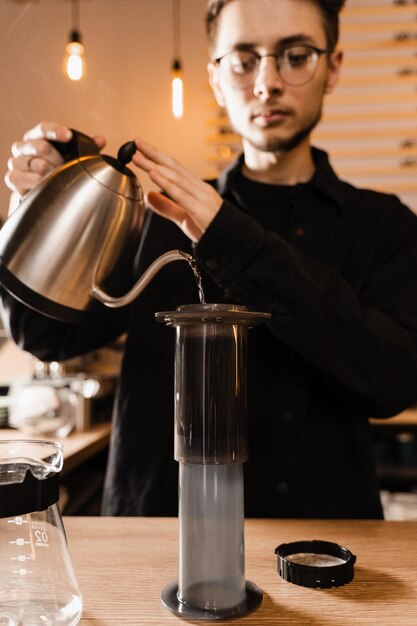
[2,148,417,518]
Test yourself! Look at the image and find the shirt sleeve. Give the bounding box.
[0,287,129,362]
[194,198,417,417]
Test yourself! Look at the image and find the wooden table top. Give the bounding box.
[64,516,417,625]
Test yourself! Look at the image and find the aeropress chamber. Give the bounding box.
[156,304,270,621]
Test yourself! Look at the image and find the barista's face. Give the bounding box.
[208,0,342,155]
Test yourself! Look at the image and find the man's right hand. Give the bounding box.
[4,121,106,201]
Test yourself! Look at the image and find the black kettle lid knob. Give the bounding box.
[117,141,136,166]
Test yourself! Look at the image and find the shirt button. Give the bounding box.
[276,482,289,496]
[206,258,219,270]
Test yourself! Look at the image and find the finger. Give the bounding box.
[23,121,72,143]
[147,191,202,242]
[8,155,30,171]
[12,138,65,167]
[133,151,191,190]
[133,150,208,204]
[134,137,195,182]
[132,150,160,174]
[5,169,42,195]
[135,137,175,167]
[8,155,55,177]
[5,153,54,197]
[148,169,217,236]
[148,168,197,212]
[133,151,196,190]
[92,135,106,151]
[147,191,187,224]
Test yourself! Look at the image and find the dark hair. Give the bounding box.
[206,0,346,52]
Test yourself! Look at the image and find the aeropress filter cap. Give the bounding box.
[275,540,356,588]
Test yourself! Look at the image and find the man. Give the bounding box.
[3,0,417,518]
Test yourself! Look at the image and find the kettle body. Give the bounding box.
[0,133,144,323]
[0,130,193,323]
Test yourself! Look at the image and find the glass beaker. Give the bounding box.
[0,440,83,626]
[156,304,270,621]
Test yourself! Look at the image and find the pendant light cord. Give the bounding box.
[69,0,82,44]
[173,0,181,62]
[72,0,80,32]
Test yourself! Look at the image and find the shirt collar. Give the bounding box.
[216,147,346,215]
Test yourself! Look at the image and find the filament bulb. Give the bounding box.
[64,35,86,81]
[172,59,183,119]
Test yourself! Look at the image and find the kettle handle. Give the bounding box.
[48,129,100,162]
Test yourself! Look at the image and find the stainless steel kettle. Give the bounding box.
[0,130,191,323]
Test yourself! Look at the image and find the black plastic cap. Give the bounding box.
[117,141,137,166]
[275,540,356,588]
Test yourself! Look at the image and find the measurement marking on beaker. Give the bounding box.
[11,555,32,562]
[7,517,28,525]
[33,529,49,547]
[12,568,32,576]
[9,538,30,545]
[31,521,48,531]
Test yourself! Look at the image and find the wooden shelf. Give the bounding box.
[0,422,111,476]
[370,408,417,427]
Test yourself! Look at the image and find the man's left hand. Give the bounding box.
[132,138,223,242]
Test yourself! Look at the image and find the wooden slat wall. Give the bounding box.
[206,0,417,211]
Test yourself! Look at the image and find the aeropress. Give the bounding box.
[156,304,270,620]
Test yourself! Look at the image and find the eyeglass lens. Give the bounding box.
[219,46,322,88]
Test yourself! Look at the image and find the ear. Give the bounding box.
[325,48,343,94]
[207,62,226,107]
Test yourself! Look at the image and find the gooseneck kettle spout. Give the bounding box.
[92,249,193,308]
[0,130,194,322]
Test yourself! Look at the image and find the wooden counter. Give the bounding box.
[370,407,417,427]
[64,517,417,625]
[0,422,111,476]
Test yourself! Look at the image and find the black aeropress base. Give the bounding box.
[161,580,263,621]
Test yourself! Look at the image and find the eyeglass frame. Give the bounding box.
[213,45,331,89]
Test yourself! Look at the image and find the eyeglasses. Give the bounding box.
[214,45,329,89]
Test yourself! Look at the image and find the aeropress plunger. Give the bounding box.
[156,304,271,621]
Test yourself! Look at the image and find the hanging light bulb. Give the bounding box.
[63,0,86,81]
[172,59,183,119]
[64,32,86,81]
[171,0,183,118]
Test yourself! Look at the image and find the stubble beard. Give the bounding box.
[237,106,323,154]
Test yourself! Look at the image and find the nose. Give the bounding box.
[253,56,284,99]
